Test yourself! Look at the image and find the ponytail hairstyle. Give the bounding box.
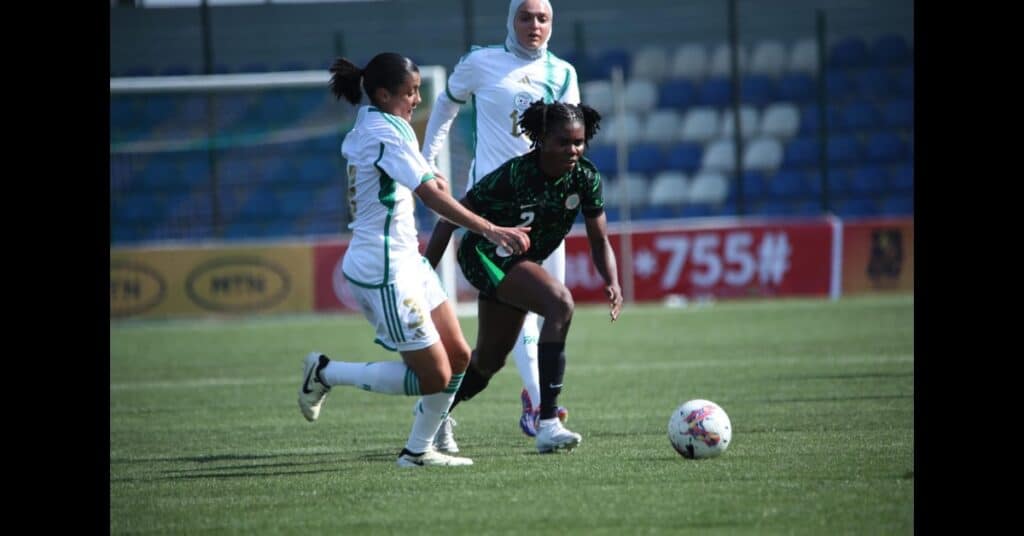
[519,100,602,148]
[329,52,420,107]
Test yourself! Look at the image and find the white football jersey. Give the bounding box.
[446,45,580,191]
[341,106,434,287]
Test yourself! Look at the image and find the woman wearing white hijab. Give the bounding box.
[421,0,581,451]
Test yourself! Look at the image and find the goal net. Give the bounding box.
[109,65,463,305]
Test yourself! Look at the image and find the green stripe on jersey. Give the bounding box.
[373,143,396,282]
[474,243,506,287]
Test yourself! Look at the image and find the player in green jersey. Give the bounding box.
[425,100,623,453]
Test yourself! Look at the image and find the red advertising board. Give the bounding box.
[564,219,835,303]
[313,240,356,312]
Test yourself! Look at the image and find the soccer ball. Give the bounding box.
[667,399,732,459]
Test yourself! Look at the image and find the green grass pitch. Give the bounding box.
[110,293,913,534]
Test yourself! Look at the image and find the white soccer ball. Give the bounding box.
[667,399,732,459]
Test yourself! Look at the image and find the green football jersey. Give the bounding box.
[456,151,604,295]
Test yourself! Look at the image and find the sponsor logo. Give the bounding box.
[565,193,580,210]
[185,256,291,312]
[110,260,166,317]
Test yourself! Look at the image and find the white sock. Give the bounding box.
[405,372,464,453]
[320,360,421,395]
[512,312,541,410]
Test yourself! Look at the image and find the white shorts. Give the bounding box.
[347,258,447,353]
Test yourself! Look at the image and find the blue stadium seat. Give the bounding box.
[825,69,856,101]
[741,75,776,106]
[658,78,698,109]
[852,68,891,98]
[696,77,732,107]
[239,189,278,221]
[782,137,820,170]
[143,95,177,123]
[592,48,631,80]
[586,144,617,174]
[827,136,861,166]
[278,189,317,217]
[638,205,678,220]
[848,166,888,195]
[890,164,914,193]
[829,36,870,69]
[871,34,912,67]
[798,103,840,135]
[879,195,913,215]
[627,143,665,175]
[753,199,792,217]
[835,197,878,217]
[881,98,913,130]
[864,132,909,164]
[741,170,770,199]
[297,157,337,186]
[840,99,882,131]
[680,204,712,218]
[769,170,807,199]
[665,142,703,173]
[777,73,816,103]
[793,199,823,216]
[891,67,914,98]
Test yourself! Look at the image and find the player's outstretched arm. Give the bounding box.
[584,211,623,321]
[424,217,459,269]
[416,177,531,260]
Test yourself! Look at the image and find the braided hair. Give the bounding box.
[518,100,601,148]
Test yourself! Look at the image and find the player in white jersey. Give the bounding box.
[297,52,531,468]
[421,0,579,448]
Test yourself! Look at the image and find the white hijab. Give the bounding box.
[505,0,553,61]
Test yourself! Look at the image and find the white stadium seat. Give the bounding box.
[742,137,784,172]
[759,102,800,139]
[709,42,749,77]
[688,171,730,204]
[640,109,681,143]
[719,105,760,140]
[678,106,720,143]
[788,37,819,74]
[623,79,658,113]
[648,171,689,206]
[701,139,737,174]
[669,43,708,80]
[749,40,787,77]
[631,45,669,82]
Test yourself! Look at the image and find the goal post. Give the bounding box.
[109,65,461,308]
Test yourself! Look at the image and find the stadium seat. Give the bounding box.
[606,173,649,208]
[852,67,891,98]
[740,75,777,107]
[688,171,730,204]
[640,109,682,143]
[278,189,318,217]
[669,43,708,80]
[701,139,737,174]
[798,103,841,135]
[586,144,617,175]
[720,105,760,140]
[696,77,732,107]
[891,67,914,98]
[679,107,720,143]
[825,69,856,101]
[749,40,787,77]
[769,170,808,199]
[839,98,882,132]
[238,189,278,221]
[871,34,912,67]
[881,98,914,130]
[787,38,819,74]
[681,203,714,218]
[879,195,913,215]
[593,48,631,79]
[648,171,689,206]
[596,112,642,144]
[848,166,888,195]
[627,143,665,175]
[753,199,792,217]
[827,135,861,166]
[581,80,614,116]
[297,156,336,186]
[864,132,910,164]
[743,137,784,173]
[760,102,801,139]
[829,36,869,69]
[665,142,704,173]
[708,43,748,78]
[782,137,820,170]
[624,79,658,113]
[889,164,914,193]
[835,197,878,218]
[631,45,670,82]
[741,170,770,199]
[777,72,817,103]
[658,78,698,109]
